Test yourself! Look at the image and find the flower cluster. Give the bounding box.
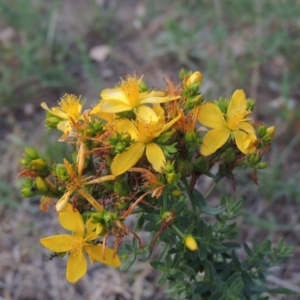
[19,71,276,286]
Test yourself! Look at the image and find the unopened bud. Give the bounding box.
[114,180,130,196]
[256,162,268,169]
[171,189,183,197]
[20,188,35,198]
[25,147,39,159]
[185,71,202,87]
[184,235,198,251]
[155,131,174,144]
[185,95,203,110]
[35,176,49,193]
[193,156,209,174]
[31,158,48,171]
[266,126,275,139]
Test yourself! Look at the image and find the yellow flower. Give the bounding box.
[198,90,257,156]
[56,143,115,212]
[41,94,83,133]
[111,105,181,176]
[97,75,176,113]
[184,235,198,251]
[40,203,120,283]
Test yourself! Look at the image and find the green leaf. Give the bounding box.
[194,282,212,294]
[120,253,136,270]
[157,272,168,286]
[267,287,297,295]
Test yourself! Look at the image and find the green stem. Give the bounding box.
[204,181,218,199]
[171,224,185,239]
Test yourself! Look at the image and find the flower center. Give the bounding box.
[227,110,250,131]
[121,77,140,107]
[59,95,82,121]
[71,235,86,257]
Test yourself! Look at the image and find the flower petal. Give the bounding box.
[140,90,176,104]
[233,129,257,154]
[40,234,73,252]
[161,112,182,133]
[56,190,72,212]
[115,119,139,141]
[111,142,145,176]
[137,105,159,122]
[78,189,103,212]
[66,250,87,283]
[198,103,227,128]
[100,99,133,113]
[58,203,85,236]
[201,128,230,156]
[227,89,247,118]
[146,143,165,171]
[57,120,71,133]
[86,244,121,267]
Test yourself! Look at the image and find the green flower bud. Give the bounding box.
[161,211,172,221]
[185,95,203,110]
[35,176,49,193]
[185,132,198,144]
[25,147,39,159]
[166,172,180,184]
[256,162,268,169]
[164,161,175,173]
[31,158,48,171]
[193,156,209,174]
[171,189,183,197]
[19,158,30,167]
[220,148,236,165]
[114,180,130,196]
[177,160,193,177]
[139,80,148,92]
[155,131,174,144]
[20,187,35,198]
[45,116,61,129]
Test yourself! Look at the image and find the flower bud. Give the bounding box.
[25,147,39,159]
[185,95,203,110]
[155,130,174,144]
[31,158,48,171]
[185,71,202,88]
[171,189,183,197]
[166,172,179,184]
[20,187,36,198]
[193,156,209,174]
[256,162,268,169]
[266,126,275,139]
[35,176,49,193]
[161,211,172,221]
[114,180,130,196]
[219,148,236,165]
[184,235,198,251]
[177,160,193,177]
[96,223,105,236]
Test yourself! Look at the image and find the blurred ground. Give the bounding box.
[1,0,300,299]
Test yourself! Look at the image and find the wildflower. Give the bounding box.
[40,203,120,283]
[96,75,176,113]
[184,235,198,251]
[55,143,115,212]
[41,94,83,133]
[111,105,181,175]
[198,90,257,156]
